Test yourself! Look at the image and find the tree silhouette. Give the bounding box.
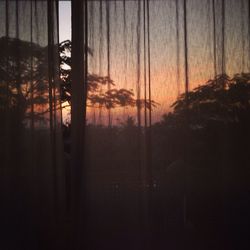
[59,40,157,117]
[163,73,250,128]
[158,72,250,233]
[0,37,53,127]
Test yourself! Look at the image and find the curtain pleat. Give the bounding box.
[71,1,250,250]
[0,0,250,249]
[0,1,64,249]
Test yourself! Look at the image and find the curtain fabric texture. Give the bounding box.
[0,1,64,249]
[0,0,250,250]
[71,0,250,250]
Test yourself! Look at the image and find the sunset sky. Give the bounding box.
[59,0,249,125]
[59,1,71,42]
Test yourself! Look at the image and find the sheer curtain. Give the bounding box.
[1,0,249,249]
[0,1,64,249]
[72,0,250,249]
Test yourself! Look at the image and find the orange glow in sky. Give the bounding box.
[59,1,249,125]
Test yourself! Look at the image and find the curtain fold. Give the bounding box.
[0,1,64,249]
[70,1,250,249]
[0,0,250,249]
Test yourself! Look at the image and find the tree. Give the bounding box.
[0,36,53,128]
[163,73,250,128]
[59,40,158,120]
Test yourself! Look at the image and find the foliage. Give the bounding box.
[59,40,157,111]
[163,73,250,128]
[59,40,114,106]
[0,37,51,124]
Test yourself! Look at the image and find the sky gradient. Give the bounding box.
[59,1,71,42]
[58,0,249,125]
